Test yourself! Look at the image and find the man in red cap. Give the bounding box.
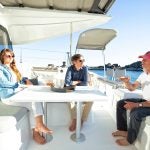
[112,51,150,146]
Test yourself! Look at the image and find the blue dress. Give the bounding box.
[0,64,19,99]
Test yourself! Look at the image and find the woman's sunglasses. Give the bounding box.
[5,55,15,58]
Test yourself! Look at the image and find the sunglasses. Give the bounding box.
[5,55,15,58]
[79,59,85,62]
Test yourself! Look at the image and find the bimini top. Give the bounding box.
[0,0,116,44]
[76,28,117,50]
[0,0,115,14]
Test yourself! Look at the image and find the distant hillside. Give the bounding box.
[89,61,143,71]
[124,61,142,71]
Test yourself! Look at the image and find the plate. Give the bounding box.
[51,85,75,93]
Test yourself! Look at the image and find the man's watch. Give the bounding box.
[138,103,143,107]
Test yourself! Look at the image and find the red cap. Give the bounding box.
[138,51,150,60]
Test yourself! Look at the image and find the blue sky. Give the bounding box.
[14,0,150,67]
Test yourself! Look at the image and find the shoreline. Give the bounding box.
[89,68,143,72]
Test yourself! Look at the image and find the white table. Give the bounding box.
[6,85,108,142]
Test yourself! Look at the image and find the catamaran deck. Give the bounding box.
[27,102,136,150]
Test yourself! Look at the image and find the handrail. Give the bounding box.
[97,76,124,89]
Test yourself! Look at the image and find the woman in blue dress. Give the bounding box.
[0,49,53,144]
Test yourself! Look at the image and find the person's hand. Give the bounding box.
[72,81,81,85]
[124,101,138,110]
[46,82,54,87]
[120,76,130,83]
[25,79,33,85]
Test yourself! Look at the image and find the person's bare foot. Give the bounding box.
[69,119,76,132]
[33,129,46,144]
[36,123,53,134]
[112,130,127,137]
[116,138,130,146]
[69,119,84,132]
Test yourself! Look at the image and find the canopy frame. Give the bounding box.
[75,28,117,94]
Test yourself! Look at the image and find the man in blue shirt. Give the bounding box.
[65,54,93,131]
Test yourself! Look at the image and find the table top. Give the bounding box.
[5,86,108,102]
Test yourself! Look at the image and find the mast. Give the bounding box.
[69,22,73,65]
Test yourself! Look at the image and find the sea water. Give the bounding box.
[91,70,143,83]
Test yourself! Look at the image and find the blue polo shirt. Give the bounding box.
[65,65,88,86]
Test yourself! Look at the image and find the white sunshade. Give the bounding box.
[76,28,117,50]
[0,0,115,44]
[0,0,115,14]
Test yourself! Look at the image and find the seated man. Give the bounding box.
[112,51,150,146]
[65,54,93,131]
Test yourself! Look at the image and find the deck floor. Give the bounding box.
[27,103,136,150]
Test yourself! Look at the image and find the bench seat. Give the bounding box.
[0,101,30,150]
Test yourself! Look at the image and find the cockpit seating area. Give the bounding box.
[0,100,30,150]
